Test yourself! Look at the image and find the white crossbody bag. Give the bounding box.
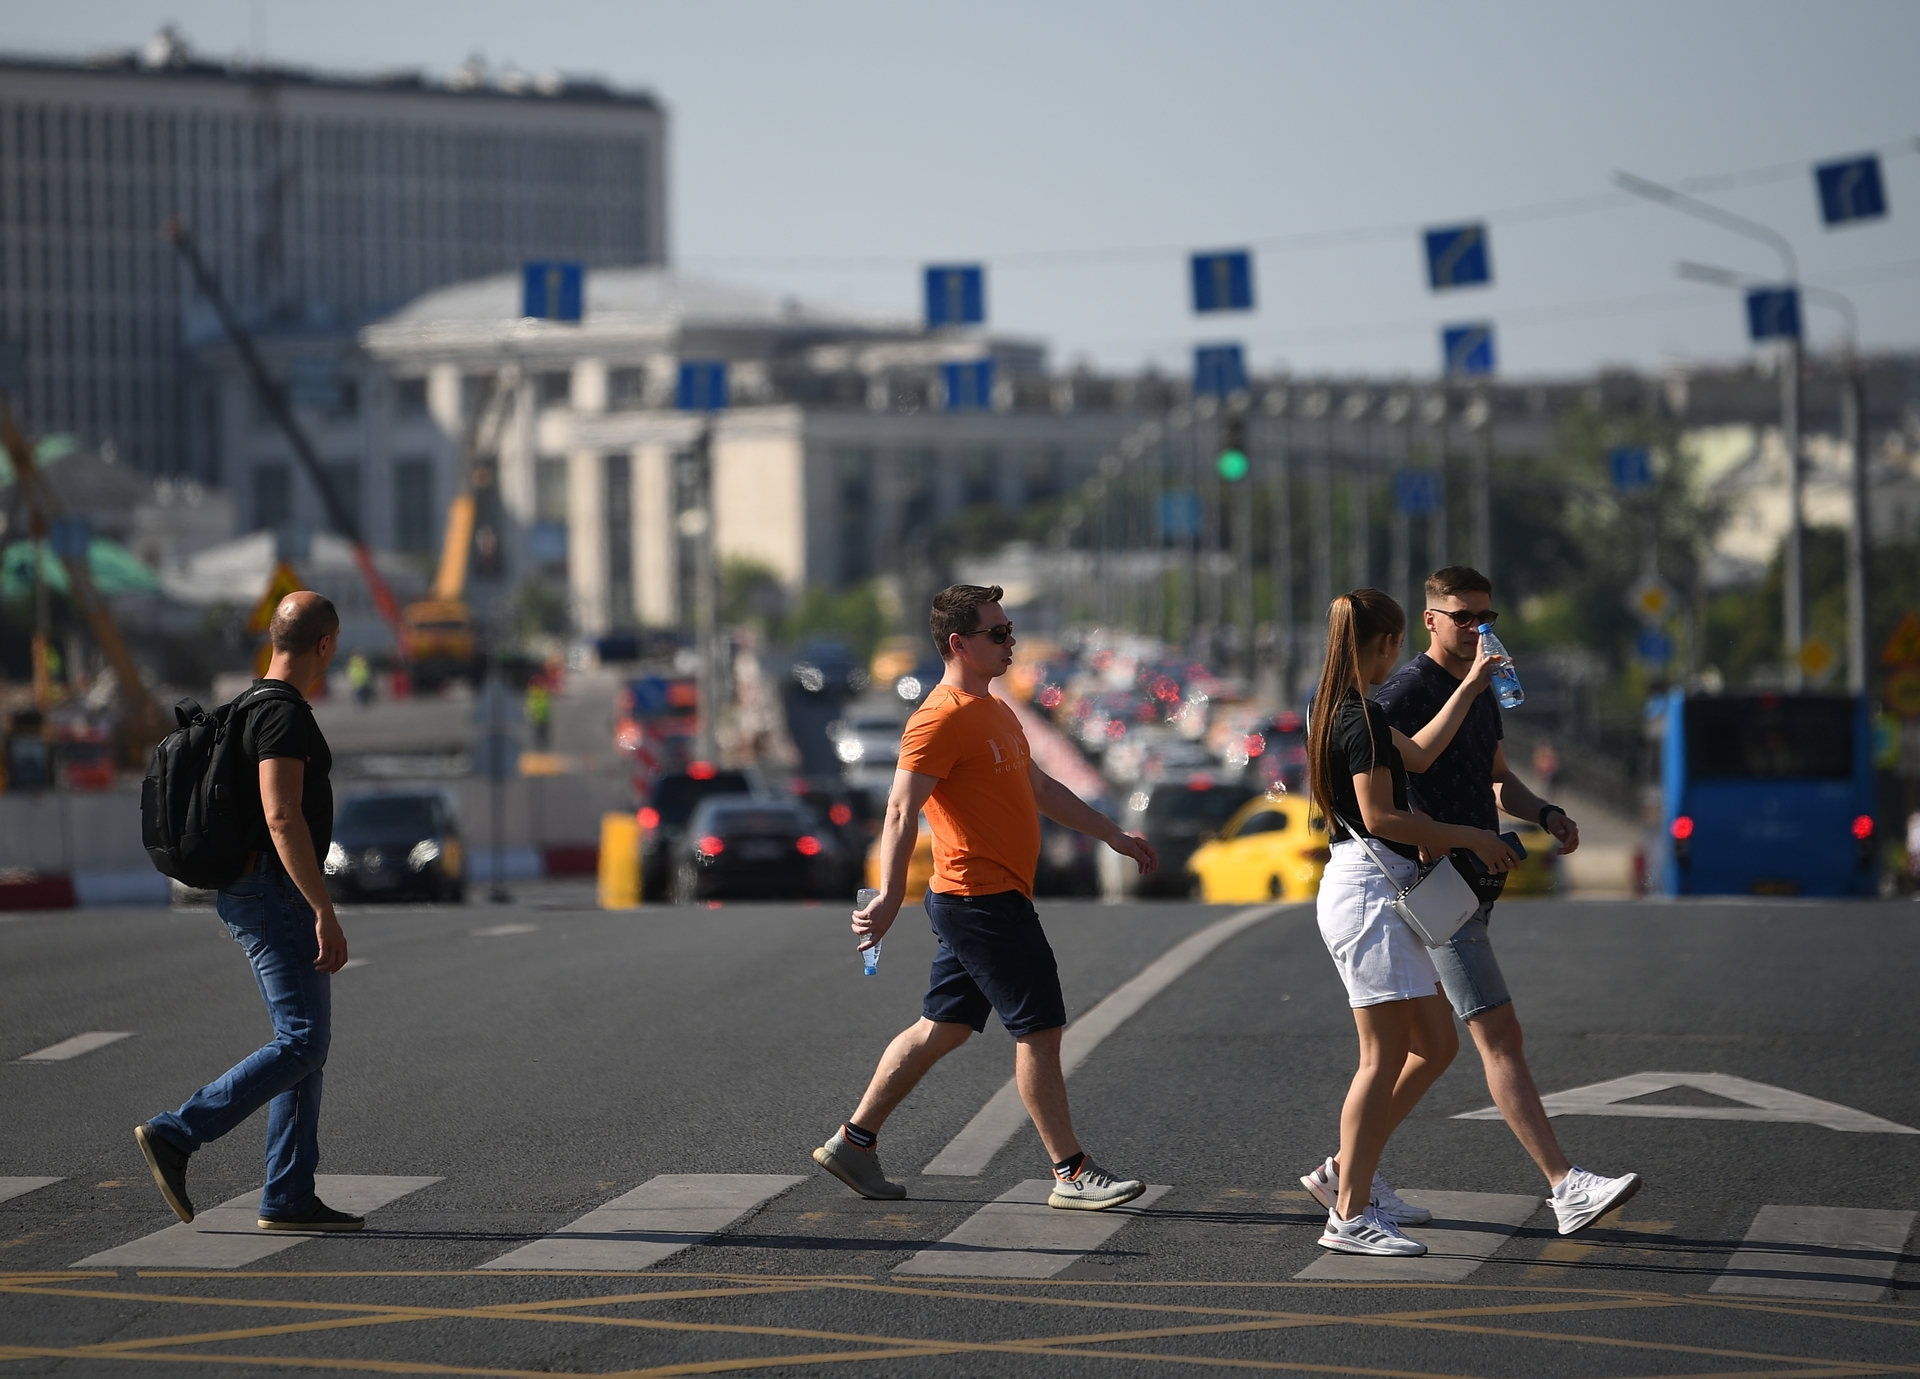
[1334,816,1479,948]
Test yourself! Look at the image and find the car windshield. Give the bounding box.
[654,773,754,827]
[336,796,438,834]
[1146,786,1252,828]
[703,804,811,835]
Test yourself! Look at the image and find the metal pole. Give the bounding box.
[1311,411,1333,617]
[1235,436,1255,682]
[1474,394,1494,586]
[694,418,720,763]
[1782,338,1804,688]
[1270,411,1294,700]
[1389,399,1410,638]
[1843,357,1868,694]
[1427,391,1450,568]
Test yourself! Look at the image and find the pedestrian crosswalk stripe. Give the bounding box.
[0,1177,62,1204]
[924,904,1288,1176]
[72,1174,440,1269]
[1455,1071,1920,1134]
[480,1173,805,1271]
[1293,1190,1541,1282]
[14,1032,133,1062]
[1709,1204,1917,1302]
[894,1180,1172,1278]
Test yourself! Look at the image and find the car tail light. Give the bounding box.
[697,835,724,856]
[688,760,717,780]
[796,835,823,856]
[829,803,853,826]
[1851,815,1874,840]
[1187,774,1213,791]
[1669,816,1694,841]
[637,807,660,831]
[787,777,810,795]
[1854,814,1876,871]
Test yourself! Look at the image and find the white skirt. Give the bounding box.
[1315,839,1444,1008]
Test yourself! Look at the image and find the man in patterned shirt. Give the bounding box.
[1373,567,1640,1236]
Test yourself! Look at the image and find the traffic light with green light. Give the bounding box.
[1216,414,1249,481]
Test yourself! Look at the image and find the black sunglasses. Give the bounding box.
[1428,607,1497,628]
[959,622,1015,645]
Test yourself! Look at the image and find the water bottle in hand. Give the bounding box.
[856,888,881,975]
[1479,624,1525,709]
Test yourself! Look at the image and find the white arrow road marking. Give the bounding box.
[1294,1191,1541,1282]
[0,1177,62,1204]
[923,903,1289,1177]
[481,1174,804,1271]
[15,1032,133,1062]
[1454,1072,1918,1134]
[895,1180,1172,1278]
[1711,1205,1917,1302]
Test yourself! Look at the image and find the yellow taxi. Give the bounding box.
[865,814,937,900]
[1187,793,1331,902]
[1498,819,1559,894]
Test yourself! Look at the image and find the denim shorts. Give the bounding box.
[922,890,1067,1037]
[1429,901,1513,1021]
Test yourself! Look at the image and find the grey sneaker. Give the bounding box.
[812,1128,907,1200]
[134,1124,194,1223]
[1299,1155,1430,1226]
[1551,1166,1640,1235]
[1047,1158,1146,1211]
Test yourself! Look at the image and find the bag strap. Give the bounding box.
[1330,811,1423,900]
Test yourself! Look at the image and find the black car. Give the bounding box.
[1118,776,1258,898]
[784,775,876,896]
[323,791,464,903]
[672,796,846,903]
[638,765,761,899]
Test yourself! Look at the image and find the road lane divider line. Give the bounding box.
[1709,1204,1917,1302]
[922,903,1290,1177]
[1454,1071,1920,1134]
[73,1175,441,1270]
[480,1173,806,1271]
[895,1180,1172,1278]
[1293,1190,1541,1283]
[14,1032,133,1063]
[0,1178,62,1204]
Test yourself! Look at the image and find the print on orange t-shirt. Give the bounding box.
[896,683,1041,898]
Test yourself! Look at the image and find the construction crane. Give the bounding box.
[165,219,408,648]
[0,390,168,755]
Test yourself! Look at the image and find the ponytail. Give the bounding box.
[1306,589,1406,819]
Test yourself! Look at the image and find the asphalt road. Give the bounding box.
[4,888,1918,1377]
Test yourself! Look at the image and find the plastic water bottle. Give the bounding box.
[1479,624,1525,709]
[856,888,881,975]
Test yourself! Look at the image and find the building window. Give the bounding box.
[394,376,428,416]
[1024,448,1062,502]
[321,461,361,536]
[897,449,934,535]
[534,457,568,524]
[836,448,872,585]
[393,458,433,555]
[604,453,633,629]
[535,370,571,407]
[253,462,291,534]
[961,447,999,508]
[607,367,645,410]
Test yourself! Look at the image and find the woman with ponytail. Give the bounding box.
[1303,589,1518,1257]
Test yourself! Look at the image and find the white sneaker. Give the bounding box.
[1299,1156,1431,1226]
[1048,1158,1146,1211]
[1551,1166,1641,1235]
[1318,1206,1427,1256]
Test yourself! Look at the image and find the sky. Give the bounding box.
[6,0,1917,380]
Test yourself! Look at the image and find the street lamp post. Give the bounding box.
[1617,170,1806,686]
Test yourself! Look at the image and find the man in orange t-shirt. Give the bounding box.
[810,584,1159,1210]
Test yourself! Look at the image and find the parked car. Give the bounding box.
[1186,792,1331,902]
[324,790,464,903]
[673,796,846,902]
[638,764,762,900]
[784,775,874,897]
[1112,776,1259,898]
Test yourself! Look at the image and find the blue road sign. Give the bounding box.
[1636,628,1673,667]
[925,265,985,327]
[1159,490,1202,540]
[522,261,584,321]
[1441,323,1495,378]
[1815,155,1887,226]
[1745,286,1802,342]
[676,360,729,411]
[1424,223,1491,291]
[1190,251,1255,313]
[1609,446,1654,491]
[48,516,91,560]
[1395,471,1439,517]
[1193,344,1248,397]
[942,359,994,411]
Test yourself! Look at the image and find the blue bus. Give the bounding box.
[1655,689,1878,897]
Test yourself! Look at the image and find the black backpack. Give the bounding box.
[141,683,308,890]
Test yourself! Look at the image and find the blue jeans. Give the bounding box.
[1429,900,1514,1022]
[149,855,331,1216]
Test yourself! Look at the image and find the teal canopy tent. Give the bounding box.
[1,538,161,598]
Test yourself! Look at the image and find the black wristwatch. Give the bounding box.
[1538,804,1566,829]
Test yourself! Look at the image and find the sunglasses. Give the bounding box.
[1428,607,1497,628]
[959,622,1015,645]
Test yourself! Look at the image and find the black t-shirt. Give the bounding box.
[1323,691,1418,860]
[241,680,333,859]
[1374,653,1503,831]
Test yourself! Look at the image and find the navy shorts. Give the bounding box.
[922,890,1067,1037]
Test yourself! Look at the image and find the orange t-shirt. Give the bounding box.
[897,683,1040,897]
